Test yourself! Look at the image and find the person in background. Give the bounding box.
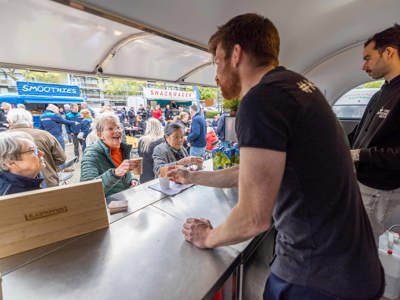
[348,24,400,242]
[0,131,46,195]
[16,103,25,109]
[0,102,11,131]
[63,104,72,144]
[137,115,146,134]
[66,104,83,159]
[187,104,207,157]
[137,104,147,120]
[127,107,136,126]
[216,110,231,149]
[159,116,167,127]
[211,114,220,132]
[80,102,95,119]
[8,108,66,187]
[79,109,93,153]
[138,118,164,183]
[152,123,202,177]
[115,107,126,124]
[101,104,113,113]
[152,104,162,120]
[80,113,139,201]
[206,125,218,151]
[175,111,190,132]
[168,13,383,300]
[164,104,173,120]
[40,104,76,150]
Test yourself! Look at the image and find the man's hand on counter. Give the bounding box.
[182,218,213,248]
[167,166,192,184]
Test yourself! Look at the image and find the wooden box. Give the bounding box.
[0,179,109,258]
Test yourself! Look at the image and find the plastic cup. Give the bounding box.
[159,177,170,190]
[130,157,143,176]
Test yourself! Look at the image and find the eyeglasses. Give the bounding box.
[104,126,123,132]
[20,147,39,156]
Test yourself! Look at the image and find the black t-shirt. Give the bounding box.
[236,67,383,299]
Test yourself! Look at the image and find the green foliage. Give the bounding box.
[22,70,66,83]
[198,86,218,100]
[205,111,220,118]
[103,78,145,96]
[223,98,240,111]
[361,80,384,88]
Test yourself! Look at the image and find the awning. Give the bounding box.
[0,95,84,105]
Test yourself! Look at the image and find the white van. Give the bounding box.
[332,88,380,119]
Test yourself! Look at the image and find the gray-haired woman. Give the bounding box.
[80,113,139,201]
[0,131,46,195]
[152,123,202,177]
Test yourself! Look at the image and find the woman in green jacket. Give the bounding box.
[80,113,139,201]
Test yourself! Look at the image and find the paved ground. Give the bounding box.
[64,143,81,184]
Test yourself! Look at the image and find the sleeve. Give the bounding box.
[216,115,225,136]
[49,135,66,165]
[359,145,400,170]
[80,149,122,195]
[57,115,75,128]
[236,85,296,151]
[152,145,177,176]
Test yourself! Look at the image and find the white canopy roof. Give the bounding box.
[1,0,399,103]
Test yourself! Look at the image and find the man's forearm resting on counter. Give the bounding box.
[182,148,285,248]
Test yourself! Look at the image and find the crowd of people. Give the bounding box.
[0,100,230,200]
[1,14,398,299]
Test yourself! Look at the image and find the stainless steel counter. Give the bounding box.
[0,169,271,300]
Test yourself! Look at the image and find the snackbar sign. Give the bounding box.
[143,87,196,101]
[17,81,81,97]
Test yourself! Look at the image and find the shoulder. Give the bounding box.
[154,142,168,153]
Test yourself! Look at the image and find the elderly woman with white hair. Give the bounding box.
[0,131,46,195]
[80,113,139,201]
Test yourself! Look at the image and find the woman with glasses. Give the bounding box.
[80,113,139,201]
[153,123,203,177]
[0,131,46,195]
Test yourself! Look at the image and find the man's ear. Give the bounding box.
[384,46,397,59]
[231,44,242,68]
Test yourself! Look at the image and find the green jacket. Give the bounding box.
[80,140,133,200]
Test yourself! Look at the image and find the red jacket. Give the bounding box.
[152,109,162,120]
[206,130,218,151]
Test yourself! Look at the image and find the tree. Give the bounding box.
[361,80,384,89]
[198,86,217,100]
[103,78,145,96]
[21,70,66,83]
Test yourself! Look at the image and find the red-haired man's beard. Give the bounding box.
[217,64,241,100]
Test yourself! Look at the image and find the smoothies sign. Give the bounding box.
[16,82,81,97]
[143,88,196,101]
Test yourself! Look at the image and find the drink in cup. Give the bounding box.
[130,157,143,176]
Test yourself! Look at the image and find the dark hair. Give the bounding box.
[208,13,280,67]
[365,24,400,55]
[164,123,184,137]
